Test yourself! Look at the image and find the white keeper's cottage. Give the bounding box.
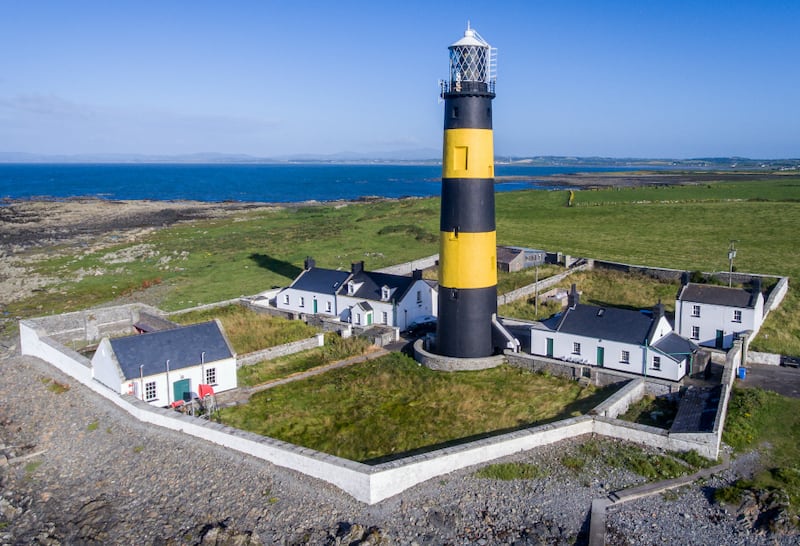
[277,259,437,330]
[91,320,237,406]
[675,277,764,350]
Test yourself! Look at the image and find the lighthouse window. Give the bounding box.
[452,106,459,118]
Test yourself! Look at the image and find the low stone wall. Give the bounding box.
[747,350,781,366]
[504,352,680,392]
[374,254,439,276]
[236,333,325,368]
[763,276,789,312]
[25,303,159,345]
[591,379,644,418]
[166,298,242,316]
[496,262,592,306]
[21,309,728,505]
[413,340,505,371]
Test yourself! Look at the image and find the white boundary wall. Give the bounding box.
[20,312,729,504]
[237,333,325,367]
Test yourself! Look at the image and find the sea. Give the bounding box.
[0,163,643,203]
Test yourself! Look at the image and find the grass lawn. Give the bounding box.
[618,394,678,429]
[237,334,372,386]
[171,304,319,354]
[219,354,619,462]
[719,387,800,518]
[9,176,800,354]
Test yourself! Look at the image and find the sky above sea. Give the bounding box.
[1,1,798,159]
[0,163,637,203]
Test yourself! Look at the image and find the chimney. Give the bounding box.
[412,269,422,281]
[351,261,364,275]
[653,299,665,319]
[680,271,690,286]
[751,277,762,294]
[304,257,315,270]
[567,284,580,308]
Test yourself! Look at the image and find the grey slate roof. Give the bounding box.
[342,270,415,303]
[652,332,699,358]
[109,321,233,380]
[556,304,655,345]
[677,283,757,308]
[133,312,179,333]
[496,246,523,264]
[289,268,350,295]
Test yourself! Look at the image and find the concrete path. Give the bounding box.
[589,453,730,545]
[215,347,390,406]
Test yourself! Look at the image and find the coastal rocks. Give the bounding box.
[735,488,799,536]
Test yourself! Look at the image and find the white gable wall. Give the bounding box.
[396,280,437,330]
[675,294,764,349]
[92,338,126,393]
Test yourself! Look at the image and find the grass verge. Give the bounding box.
[237,334,372,386]
[717,387,800,520]
[220,356,618,462]
[172,304,319,354]
[475,462,547,480]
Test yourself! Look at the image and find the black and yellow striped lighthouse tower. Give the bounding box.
[436,24,498,358]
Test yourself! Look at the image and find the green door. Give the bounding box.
[546,338,554,357]
[313,299,318,313]
[367,312,373,325]
[597,347,605,367]
[173,378,191,403]
[715,329,724,349]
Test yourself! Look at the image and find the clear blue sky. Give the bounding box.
[1,1,798,159]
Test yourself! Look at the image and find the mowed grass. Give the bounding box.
[9,176,800,353]
[171,304,318,354]
[720,387,800,518]
[219,354,618,462]
[237,334,372,386]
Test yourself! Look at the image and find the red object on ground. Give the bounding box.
[170,400,185,409]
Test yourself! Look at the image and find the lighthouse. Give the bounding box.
[436,24,498,358]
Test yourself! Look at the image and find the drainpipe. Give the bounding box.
[165,359,171,404]
[201,351,206,385]
[139,364,144,401]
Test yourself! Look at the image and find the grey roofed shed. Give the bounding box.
[109,320,233,380]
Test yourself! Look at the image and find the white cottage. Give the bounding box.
[91,320,237,406]
[531,286,698,381]
[675,278,764,349]
[277,259,437,330]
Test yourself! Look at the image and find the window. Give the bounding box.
[691,305,701,317]
[299,296,305,308]
[325,301,332,313]
[145,381,157,402]
[691,326,700,340]
[205,367,217,385]
[572,342,581,355]
[382,311,388,324]
[652,356,661,370]
[355,313,361,325]
[733,310,742,323]
[620,350,630,364]
[283,294,289,304]
[416,290,422,304]
[381,286,390,300]
[348,281,356,296]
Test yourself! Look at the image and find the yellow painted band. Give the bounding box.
[442,128,494,179]
[439,230,497,288]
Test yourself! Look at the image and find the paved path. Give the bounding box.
[737,363,800,398]
[215,347,390,406]
[589,453,731,546]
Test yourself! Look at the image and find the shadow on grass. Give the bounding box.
[249,253,302,280]
[361,382,622,466]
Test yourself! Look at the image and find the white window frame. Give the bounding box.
[145,381,157,402]
[325,301,332,313]
[205,367,217,386]
[691,305,701,317]
[572,342,581,355]
[382,311,388,324]
[283,294,289,304]
[299,296,305,308]
[620,350,630,364]
[652,356,661,370]
[416,290,422,304]
[691,325,700,340]
[733,309,742,323]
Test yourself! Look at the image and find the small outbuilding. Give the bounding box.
[91,320,237,406]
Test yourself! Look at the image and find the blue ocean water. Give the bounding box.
[1,163,638,203]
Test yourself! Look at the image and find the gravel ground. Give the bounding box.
[1,341,796,545]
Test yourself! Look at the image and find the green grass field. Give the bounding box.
[9,176,800,353]
[219,355,617,462]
